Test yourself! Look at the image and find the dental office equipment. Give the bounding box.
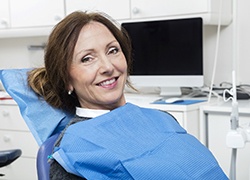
[224,71,250,180]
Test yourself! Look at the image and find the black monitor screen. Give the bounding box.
[122,18,203,76]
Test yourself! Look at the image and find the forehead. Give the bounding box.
[74,21,117,53]
[79,21,114,41]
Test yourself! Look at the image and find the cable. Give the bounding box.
[207,0,224,102]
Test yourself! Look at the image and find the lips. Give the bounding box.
[97,77,118,87]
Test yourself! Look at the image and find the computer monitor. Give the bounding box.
[122,18,203,96]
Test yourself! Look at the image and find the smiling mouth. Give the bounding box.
[98,77,118,87]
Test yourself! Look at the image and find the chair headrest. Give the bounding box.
[0,68,73,145]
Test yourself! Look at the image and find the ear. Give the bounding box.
[67,83,74,92]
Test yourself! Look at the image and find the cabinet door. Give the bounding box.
[65,0,130,20]
[0,130,38,157]
[208,113,250,180]
[0,157,37,180]
[10,0,65,28]
[131,0,208,19]
[0,105,29,131]
[0,0,10,29]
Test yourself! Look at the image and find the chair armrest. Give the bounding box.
[0,149,22,168]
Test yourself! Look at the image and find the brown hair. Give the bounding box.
[28,11,134,113]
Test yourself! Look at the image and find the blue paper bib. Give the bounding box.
[0,69,73,145]
[53,103,228,180]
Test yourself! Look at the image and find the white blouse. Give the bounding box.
[76,107,110,118]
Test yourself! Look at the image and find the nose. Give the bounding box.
[99,55,114,75]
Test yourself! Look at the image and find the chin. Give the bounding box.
[103,94,125,106]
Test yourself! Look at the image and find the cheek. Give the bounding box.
[116,57,128,73]
[68,67,92,88]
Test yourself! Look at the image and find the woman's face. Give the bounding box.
[68,21,127,110]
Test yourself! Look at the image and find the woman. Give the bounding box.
[28,11,228,179]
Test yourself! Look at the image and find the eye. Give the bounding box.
[108,47,119,55]
[81,55,93,63]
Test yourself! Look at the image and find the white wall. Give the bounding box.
[203,24,233,87]
[0,0,249,87]
[237,0,250,85]
[0,36,47,69]
[203,0,250,87]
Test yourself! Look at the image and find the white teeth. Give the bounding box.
[99,78,115,86]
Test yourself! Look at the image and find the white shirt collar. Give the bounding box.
[76,107,110,118]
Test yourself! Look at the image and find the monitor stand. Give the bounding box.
[160,87,182,97]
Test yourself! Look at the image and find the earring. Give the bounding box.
[68,90,72,95]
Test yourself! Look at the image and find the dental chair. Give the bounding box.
[37,133,59,180]
[0,149,22,177]
[0,69,229,180]
[0,69,73,179]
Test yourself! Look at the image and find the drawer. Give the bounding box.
[0,157,37,180]
[0,105,29,131]
[166,111,184,126]
[0,130,38,158]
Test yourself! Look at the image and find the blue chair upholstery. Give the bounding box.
[36,133,59,180]
[0,149,22,168]
[0,149,22,177]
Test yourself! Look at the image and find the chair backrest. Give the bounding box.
[36,133,59,180]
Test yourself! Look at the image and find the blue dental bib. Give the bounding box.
[53,103,228,180]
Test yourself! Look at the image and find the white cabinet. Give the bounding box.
[66,0,232,25]
[130,0,232,25]
[125,93,205,140]
[131,0,207,19]
[0,0,10,29]
[9,0,65,28]
[0,0,232,38]
[0,100,38,180]
[65,0,130,20]
[200,100,250,180]
[0,0,65,38]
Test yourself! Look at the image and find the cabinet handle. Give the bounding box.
[132,7,140,14]
[3,135,11,142]
[54,15,62,21]
[0,19,8,27]
[27,43,46,51]
[2,110,9,117]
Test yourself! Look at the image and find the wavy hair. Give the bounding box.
[28,11,134,113]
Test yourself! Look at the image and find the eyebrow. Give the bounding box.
[74,39,119,58]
